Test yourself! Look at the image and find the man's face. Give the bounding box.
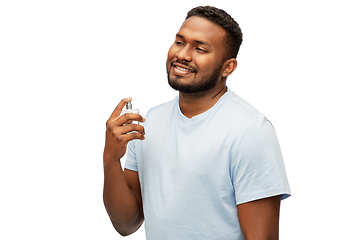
[166,16,227,94]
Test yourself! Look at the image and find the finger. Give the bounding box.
[106,123,145,144]
[120,124,145,135]
[115,112,145,126]
[122,132,146,142]
[108,97,132,122]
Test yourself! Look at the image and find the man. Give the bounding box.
[103,6,291,240]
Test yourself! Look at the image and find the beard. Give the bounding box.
[167,62,223,94]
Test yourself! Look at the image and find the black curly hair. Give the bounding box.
[186,6,243,60]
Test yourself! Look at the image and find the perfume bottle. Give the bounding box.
[121,101,139,124]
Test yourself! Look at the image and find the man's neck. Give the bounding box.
[178,84,227,119]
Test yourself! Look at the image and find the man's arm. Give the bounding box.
[237,195,281,240]
[103,98,145,236]
[103,163,144,236]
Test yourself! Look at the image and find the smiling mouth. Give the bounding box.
[171,62,197,75]
[175,66,195,73]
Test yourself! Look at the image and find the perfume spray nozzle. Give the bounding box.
[126,101,132,109]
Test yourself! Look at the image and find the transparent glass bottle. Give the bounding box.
[121,101,139,124]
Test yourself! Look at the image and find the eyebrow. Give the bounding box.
[176,34,211,46]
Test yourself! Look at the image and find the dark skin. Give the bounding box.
[103,97,145,236]
[103,16,281,239]
[166,16,237,118]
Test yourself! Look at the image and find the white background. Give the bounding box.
[1,0,359,239]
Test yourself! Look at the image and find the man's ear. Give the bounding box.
[221,58,237,78]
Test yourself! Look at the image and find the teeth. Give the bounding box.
[176,66,193,72]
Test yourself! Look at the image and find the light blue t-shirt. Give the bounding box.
[125,89,291,240]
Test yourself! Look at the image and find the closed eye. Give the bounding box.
[196,47,207,53]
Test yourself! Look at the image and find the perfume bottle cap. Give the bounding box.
[126,101,132,109]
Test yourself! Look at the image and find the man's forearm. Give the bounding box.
[103,157,143,236]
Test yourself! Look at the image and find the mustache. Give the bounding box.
[171,60,197,73]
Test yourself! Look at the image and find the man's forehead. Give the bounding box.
[176,33,211,46]
[177,16,226,45]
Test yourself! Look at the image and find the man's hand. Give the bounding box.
[104,97,145,162]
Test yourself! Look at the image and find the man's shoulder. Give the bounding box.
[225,90,265,121]
[145,96,178,117]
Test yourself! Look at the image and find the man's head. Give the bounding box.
[186,6,243,60]
[166,6,242,94]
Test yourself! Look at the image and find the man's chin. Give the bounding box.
[168,77,193,93]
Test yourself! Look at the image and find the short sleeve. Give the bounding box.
[124,140,138,172]
[231,117,291,205]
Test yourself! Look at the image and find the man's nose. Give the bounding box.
[176,45,192,62]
